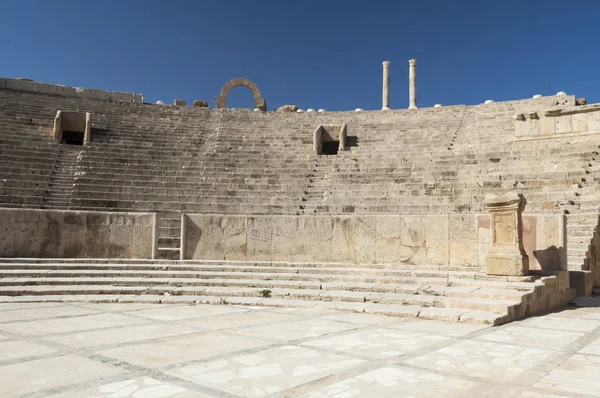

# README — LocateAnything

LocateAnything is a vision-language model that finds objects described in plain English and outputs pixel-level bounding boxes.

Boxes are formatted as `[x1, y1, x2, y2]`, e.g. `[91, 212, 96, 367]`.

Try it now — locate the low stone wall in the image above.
[0, 77, 143, 103]
[0, 208, 156, 258]
[182, 213, 564, 268]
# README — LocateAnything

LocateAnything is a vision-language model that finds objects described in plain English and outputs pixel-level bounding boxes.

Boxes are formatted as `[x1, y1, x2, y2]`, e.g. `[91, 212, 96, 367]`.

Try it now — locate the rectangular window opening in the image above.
[321, 140, 339, 155]
[62, 131, 84, 146]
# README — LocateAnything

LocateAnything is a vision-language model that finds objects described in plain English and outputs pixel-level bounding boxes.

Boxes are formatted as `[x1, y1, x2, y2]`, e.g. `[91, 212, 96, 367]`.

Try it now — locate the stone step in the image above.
[157, 237, 180, 248]
[0, 264, 537, 286]
[0, 294, 509, 325]
[0, 283, 520, 315]
[0, 277, 532, 302]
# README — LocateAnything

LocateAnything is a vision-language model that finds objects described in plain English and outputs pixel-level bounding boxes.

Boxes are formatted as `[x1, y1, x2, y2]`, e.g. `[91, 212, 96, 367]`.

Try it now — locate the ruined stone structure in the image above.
[215, 77, 267, 111]
[0, 72, 598, 325]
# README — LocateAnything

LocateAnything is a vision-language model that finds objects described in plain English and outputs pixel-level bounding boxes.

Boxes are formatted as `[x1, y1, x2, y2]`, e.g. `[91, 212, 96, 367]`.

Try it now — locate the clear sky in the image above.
[1, 0, 598, 111]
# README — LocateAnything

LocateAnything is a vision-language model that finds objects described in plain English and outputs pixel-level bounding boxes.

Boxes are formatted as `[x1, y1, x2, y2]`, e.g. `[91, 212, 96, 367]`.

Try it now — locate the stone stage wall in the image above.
[0, 208, 157, 259]
[182, 214, 565, 269]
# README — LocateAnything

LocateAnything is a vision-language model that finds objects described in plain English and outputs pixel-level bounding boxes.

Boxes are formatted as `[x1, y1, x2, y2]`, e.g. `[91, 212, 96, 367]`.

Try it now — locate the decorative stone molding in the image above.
[484, 193, 529, 276]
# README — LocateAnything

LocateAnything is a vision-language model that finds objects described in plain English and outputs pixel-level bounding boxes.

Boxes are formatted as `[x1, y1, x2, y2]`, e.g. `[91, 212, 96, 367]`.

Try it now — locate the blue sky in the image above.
[1, 0, 598, 110]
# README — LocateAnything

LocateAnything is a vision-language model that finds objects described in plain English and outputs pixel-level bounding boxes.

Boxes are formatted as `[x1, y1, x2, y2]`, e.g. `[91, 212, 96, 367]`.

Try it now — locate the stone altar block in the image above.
[484, 193, 529, 276]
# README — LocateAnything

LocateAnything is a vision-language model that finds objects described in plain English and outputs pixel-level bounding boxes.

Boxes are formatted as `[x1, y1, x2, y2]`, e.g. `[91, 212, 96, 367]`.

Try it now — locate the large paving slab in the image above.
[0, 300, 598, 397]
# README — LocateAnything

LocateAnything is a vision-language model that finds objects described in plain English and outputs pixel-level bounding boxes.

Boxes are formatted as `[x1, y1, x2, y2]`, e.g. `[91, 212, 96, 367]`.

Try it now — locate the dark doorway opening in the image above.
[62, 131, 84, 146]
[321, 140, 339, 155]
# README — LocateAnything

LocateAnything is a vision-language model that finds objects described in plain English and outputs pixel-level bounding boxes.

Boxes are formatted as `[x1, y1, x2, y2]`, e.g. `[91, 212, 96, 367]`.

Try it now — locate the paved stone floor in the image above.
[1, 301, 600, 398]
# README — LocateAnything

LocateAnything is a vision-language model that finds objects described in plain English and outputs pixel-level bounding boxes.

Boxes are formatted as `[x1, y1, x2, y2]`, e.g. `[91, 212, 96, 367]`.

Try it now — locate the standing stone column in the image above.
[382, 61, 390, 110]
[484, 193, 529, 276]
[409, 59, 417, 109]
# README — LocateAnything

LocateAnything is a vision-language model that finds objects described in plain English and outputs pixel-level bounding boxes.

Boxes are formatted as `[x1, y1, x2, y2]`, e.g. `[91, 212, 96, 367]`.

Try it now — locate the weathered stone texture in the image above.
[0, 209, 155, 259]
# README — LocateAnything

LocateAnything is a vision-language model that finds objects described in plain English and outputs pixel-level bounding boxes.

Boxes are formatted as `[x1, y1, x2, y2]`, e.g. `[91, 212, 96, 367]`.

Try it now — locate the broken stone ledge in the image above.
[0, 77, 143, 103]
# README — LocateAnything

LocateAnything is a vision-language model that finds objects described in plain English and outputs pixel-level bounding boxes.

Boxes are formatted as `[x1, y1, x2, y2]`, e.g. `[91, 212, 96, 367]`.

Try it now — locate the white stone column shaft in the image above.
[409, 59, 417, 109]
[382, 61, 390, 110]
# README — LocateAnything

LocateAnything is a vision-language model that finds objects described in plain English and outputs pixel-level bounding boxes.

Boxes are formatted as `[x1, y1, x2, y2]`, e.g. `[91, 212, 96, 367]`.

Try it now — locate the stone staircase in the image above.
[564, 145, 600, 270]
[300, 156, 333, 215]
[157, 212, 182, 260]
[0, 259, 573, 326]
[41, 145, 80, 209]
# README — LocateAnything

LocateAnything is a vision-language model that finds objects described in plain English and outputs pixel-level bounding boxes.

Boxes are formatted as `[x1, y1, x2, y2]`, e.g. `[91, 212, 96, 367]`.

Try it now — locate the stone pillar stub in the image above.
[215, 96, 227, 109]
[484, 193, 529, 276]
[409, 59, 417, 109]
[382, 61, 390, 110]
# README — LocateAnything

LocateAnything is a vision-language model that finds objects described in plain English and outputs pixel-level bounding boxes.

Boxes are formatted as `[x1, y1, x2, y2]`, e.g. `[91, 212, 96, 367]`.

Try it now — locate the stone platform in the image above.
[0, 300, 599, 397]
[0, 259, 575, 326]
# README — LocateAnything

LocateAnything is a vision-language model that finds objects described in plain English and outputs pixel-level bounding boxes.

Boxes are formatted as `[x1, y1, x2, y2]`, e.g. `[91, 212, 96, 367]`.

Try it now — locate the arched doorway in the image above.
[215, 78, 267, 111]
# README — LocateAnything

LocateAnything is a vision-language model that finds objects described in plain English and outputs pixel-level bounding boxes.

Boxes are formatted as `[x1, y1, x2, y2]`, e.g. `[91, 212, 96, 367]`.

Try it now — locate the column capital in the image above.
[383, 61, 390, 67]
[409, 59, 417, 67]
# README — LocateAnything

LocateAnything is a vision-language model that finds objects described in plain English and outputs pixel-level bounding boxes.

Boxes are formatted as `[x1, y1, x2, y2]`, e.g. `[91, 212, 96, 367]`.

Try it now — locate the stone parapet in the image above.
[0, 208, 157, 259]
[0, 77, 143, 103]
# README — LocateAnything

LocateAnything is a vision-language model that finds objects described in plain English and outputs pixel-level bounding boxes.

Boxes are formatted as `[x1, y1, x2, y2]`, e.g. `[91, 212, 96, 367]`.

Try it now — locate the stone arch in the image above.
[215, 78, 267, 111]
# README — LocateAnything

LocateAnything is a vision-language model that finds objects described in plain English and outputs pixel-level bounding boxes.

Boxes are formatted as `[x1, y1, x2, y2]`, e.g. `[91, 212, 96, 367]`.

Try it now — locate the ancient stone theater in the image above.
[1, 60, 599, 326]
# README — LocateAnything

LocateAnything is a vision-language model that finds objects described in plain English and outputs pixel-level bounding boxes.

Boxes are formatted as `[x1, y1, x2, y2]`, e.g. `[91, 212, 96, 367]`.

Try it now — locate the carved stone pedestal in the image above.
[484, 193, 529, 276]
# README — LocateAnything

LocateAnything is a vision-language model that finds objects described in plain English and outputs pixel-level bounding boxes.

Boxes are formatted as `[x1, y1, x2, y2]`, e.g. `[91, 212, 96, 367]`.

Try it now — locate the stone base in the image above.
[570, 270, 593, 297]
[485, 251, 529, 276]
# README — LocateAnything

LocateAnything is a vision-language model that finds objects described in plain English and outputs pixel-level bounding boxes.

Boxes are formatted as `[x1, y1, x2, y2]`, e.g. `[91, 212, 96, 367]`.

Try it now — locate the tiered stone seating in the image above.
[0, 258, 569, 326]
[0, 85, 594, 321]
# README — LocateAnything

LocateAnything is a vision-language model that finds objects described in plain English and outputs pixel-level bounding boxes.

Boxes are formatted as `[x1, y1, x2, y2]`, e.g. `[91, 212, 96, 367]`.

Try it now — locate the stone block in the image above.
[222, 216, 247, 261]
[555, 114, 572, 134]
[247, 216, 272, 261]
[400, 215, 427, 264]
[355, 216, 376, 263]
[108, 224, 132, 258]
[477, 215, 491, 267]
[426, 214, 449, 265]
[522, 215, 538, 270]
[85, 223, 109, 258]
[570, 270, 593, 296]
[272, 216, 298, 261]
[483, 194, 528, 276]
[533, 215, 562, 271]
[296, 217, 332, 262]
[449, 214, 478, 266]
[485, 252, 529, 276]
[132, 214, 155, 259]
[332, 216, 355, 263]
[174, 99, 187, 106]
[587, 110, 600, 131]
[376, 215, 400, 263]
[187, 215, 225, 260]
[63, 221, 87, 258]
[572, 112, 588, 132]
[193, 100, 209, 108]
[539, 116, 555, 136]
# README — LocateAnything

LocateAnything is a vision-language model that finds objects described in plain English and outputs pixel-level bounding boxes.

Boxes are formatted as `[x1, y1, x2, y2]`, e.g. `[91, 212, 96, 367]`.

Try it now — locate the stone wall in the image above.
[182, 213, 564, 268]
[0, 77, 143, 103]
[0, 208, 156, 258]
[515, 104, 600, 140]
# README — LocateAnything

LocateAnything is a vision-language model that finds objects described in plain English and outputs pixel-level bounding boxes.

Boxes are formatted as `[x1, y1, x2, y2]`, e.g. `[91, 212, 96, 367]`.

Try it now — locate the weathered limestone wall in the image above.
[0, 208, 157, 258]
[182, 214, 564, 268]
[515, 105, 600, 139]
[0, 77, 143, 103]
